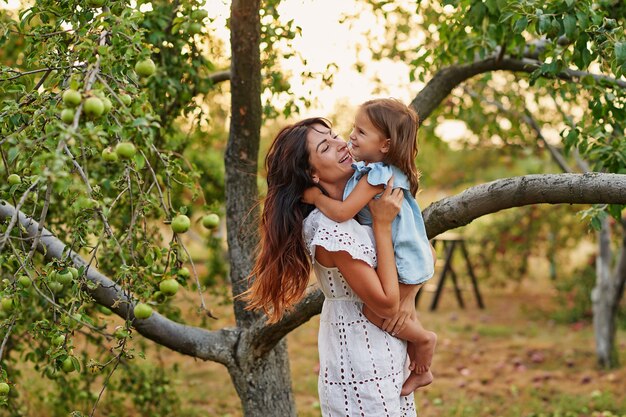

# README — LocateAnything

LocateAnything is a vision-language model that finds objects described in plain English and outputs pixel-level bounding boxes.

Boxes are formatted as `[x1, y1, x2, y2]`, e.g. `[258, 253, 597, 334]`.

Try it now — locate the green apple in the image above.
[152, 290, 167, 304]
[120, 94, 132, 106]
[8, 174, 21, 185]
[201, 213, 220, 229]
[49, 281, 64, 294]
[189, 22, 202, 34]
[135, 59, 156, 77]
[84, 97, 104, 117]
[17, 275, 31, 288]
[102, 148, 118, 162]
[0, 382, 9, 396]
[68, 267, 79, 279]
[52, 335, 65, 345]
[159, 279, 179, 296]
[171, 214, 191, 233]
[62, 357, 75, 373]
[133, 302, 152, 320]
[62, 89, 82, 107]
[178, 267, 190, 279]
[1, 298, 14, 312]
[61, 108, 75, 124]
[56, 269, 73, 285]
[115, 142, 136, 159]
[101, 97, 112, 114]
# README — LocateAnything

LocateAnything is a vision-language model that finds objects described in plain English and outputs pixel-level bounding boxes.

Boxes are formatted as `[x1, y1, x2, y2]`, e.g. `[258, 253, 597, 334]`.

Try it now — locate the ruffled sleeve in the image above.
[303, 209, 377, 268]
[352, 161, 409, 191]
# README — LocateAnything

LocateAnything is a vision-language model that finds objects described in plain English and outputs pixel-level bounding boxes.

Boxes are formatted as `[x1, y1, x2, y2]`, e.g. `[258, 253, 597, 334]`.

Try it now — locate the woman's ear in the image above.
[311, 174, 320, 184]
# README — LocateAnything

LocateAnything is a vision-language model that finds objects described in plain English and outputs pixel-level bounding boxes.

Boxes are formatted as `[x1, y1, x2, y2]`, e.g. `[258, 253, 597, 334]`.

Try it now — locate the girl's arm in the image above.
[317, 180, 403, 319]
[303, 176, 383, 222]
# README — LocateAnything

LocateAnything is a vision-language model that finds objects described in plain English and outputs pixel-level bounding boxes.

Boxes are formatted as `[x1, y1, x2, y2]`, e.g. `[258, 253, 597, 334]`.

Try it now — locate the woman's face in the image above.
[307, 123, 354, 188]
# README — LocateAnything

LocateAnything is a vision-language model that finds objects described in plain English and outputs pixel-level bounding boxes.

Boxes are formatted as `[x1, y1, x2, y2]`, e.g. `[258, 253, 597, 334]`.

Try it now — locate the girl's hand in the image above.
[302, 187, 323, 205]
[368, 177, 402, 226]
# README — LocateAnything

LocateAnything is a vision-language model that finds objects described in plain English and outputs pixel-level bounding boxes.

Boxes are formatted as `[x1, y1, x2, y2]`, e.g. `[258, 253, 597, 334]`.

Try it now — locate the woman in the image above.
[244, 118, 416, 416]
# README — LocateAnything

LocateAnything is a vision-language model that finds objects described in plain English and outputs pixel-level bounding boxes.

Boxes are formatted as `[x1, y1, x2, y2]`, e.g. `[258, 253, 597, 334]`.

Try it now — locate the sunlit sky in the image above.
[1, 0, 475, 143]
[208, 0, 423, 110]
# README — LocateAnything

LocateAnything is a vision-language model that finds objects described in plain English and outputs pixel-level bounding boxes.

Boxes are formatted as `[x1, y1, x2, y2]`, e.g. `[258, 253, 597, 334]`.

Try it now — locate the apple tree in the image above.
[0, 1, 626, 417]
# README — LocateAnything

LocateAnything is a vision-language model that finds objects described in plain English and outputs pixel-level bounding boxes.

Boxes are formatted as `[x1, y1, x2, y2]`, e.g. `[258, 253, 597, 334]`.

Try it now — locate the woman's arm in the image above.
[303, 176, 382, 222]
[319, 179, 403, 319]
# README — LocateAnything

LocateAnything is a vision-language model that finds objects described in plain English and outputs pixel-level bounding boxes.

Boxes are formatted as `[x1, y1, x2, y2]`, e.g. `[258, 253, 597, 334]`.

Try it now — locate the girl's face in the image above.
[307, 123, 354, 188]
[349, 109, 389, 163]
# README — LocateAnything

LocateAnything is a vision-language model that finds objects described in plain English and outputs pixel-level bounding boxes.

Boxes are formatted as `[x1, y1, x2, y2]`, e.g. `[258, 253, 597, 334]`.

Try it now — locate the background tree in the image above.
[0, 1, 625, 417]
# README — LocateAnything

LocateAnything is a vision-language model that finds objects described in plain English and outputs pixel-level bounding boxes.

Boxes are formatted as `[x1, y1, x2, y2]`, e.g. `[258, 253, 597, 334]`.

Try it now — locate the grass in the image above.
[5, 279, 626, 417]
[156, 283, 626, 417]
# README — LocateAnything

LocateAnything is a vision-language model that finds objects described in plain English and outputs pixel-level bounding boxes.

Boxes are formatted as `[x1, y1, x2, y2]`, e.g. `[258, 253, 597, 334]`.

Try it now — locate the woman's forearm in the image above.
[372, 222, 400, 306]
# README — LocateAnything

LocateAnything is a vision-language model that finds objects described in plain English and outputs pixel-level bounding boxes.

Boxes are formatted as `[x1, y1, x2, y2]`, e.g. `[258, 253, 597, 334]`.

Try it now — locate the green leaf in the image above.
[608, 204, 625, 221]
[563, 14, 576, 39]
[484, 0, 498, 15]
[615, 42, 626, 65]
[513, 17, 528, 34]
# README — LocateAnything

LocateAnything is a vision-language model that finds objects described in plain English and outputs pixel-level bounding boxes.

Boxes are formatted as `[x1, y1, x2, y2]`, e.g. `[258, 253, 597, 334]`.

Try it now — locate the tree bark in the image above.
[0, 201, 237, 364]
[422, 173, 626, 239]
[411, 57, 626, 123]
[226, 0, 263, 328]
[592, 217, 626, 368]
[226, 1, 297, 415]
[228, 340, 296, 417]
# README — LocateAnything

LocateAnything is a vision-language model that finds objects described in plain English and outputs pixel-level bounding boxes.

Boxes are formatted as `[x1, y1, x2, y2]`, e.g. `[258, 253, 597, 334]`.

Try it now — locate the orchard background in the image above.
[1, 0, 625, 416]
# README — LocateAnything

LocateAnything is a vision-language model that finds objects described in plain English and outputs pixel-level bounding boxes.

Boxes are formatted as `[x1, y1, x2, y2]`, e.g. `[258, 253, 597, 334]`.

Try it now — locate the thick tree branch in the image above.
[0, 201, 237, 366]
[422, 173, 626, 238]
[208, 70, 231, 84]
[411, 57, 626, 123]
[245, 288, 324, 358]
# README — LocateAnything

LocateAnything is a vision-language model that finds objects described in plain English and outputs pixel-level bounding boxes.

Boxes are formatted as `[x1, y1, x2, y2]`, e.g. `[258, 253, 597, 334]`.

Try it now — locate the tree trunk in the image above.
[228, 340, 297, 417]
[592, 217, 626, 368]
[226, 1, 297, 415]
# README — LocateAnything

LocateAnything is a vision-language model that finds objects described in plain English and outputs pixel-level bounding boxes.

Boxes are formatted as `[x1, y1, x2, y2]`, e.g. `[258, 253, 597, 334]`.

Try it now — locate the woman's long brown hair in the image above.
[241, 118, 331, 323]
[361, 98, 421, 195]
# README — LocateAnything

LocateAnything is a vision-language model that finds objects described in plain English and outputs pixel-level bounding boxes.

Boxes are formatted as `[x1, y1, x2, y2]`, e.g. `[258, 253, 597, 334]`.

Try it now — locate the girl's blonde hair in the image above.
[360, 98, 420, 195]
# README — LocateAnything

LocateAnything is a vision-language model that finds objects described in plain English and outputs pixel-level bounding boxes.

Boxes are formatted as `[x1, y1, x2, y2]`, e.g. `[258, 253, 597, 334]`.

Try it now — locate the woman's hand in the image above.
[382, 284, 419, 335]
[302, 186, 323, 205]
[368, 177, 402, 226]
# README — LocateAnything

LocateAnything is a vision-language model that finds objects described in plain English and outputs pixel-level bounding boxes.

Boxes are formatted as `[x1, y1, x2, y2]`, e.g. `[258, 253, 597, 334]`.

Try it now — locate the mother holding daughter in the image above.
[244, 99, 435, 416]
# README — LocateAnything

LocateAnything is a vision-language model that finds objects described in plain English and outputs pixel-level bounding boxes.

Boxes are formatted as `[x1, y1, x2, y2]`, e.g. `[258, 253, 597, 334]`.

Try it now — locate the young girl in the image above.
[304, 98, 437, 393]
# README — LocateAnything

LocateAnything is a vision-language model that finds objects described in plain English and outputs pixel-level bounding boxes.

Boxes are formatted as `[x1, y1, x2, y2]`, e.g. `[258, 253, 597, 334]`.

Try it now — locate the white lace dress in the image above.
[303, 209, 416, 417]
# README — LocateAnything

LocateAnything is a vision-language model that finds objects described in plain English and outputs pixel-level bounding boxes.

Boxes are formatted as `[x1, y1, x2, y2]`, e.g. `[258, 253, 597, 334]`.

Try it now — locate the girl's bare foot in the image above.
[400, 370, 433, 396]
[412, 331, 437, 374]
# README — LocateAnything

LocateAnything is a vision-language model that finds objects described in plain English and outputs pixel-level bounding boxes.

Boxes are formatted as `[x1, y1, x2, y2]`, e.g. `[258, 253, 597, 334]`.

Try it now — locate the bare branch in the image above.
[208, 70, 231, 84]
[423, 173, 626, 238]
[411, 57, 626, 123]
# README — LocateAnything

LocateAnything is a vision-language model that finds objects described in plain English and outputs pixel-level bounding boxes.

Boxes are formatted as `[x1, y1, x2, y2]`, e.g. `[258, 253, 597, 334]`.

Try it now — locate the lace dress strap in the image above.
[303, 209, 377, 268]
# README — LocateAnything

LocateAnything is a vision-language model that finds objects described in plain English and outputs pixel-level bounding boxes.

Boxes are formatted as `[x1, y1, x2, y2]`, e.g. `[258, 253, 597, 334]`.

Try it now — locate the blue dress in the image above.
[343, 162, 434, 285]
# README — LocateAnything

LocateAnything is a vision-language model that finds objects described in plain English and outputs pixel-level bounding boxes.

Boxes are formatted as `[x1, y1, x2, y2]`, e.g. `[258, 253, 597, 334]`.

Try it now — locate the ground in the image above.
[8, 270, 626, 417]
[170, 280, 626, 417]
